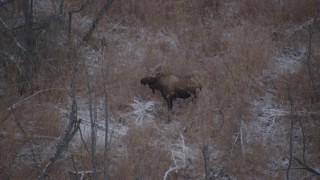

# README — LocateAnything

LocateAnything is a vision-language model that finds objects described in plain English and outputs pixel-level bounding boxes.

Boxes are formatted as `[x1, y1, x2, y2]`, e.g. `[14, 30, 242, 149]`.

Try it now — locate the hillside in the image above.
[1, 0, 320, 179]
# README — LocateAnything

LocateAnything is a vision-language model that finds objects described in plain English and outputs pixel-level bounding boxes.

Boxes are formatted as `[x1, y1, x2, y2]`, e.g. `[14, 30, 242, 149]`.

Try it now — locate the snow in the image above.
[272, 45, 307, 75]
[246, 29, 308, 174]
[164, 133, 198, 180]
[127, 97, 157, 126]
[59, 97, 128, 149]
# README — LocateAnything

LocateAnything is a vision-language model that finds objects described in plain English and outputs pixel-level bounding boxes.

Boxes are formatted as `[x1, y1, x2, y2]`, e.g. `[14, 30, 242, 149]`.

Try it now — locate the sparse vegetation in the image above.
[0, 0, 320, 179]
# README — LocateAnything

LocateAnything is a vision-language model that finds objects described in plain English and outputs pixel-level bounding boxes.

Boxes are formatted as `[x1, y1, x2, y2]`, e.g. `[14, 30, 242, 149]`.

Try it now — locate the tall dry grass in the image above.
[112, 126, 171, 179]
[238, 0, 317, 25]
[1, 0, 320, 179]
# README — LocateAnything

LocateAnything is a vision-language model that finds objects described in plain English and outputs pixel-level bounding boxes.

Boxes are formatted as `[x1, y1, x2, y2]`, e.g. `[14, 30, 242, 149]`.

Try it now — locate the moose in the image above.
[140, 66, 202, 110]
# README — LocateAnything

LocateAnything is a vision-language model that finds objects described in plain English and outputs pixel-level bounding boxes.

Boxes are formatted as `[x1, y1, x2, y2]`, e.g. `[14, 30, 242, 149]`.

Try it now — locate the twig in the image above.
[8, 94, 43, 179]
[71, 155, 80, 180]
[70, 170, 102, 180]
[199, 105, 210, 180]
[303, 3, 320, 100]
[0, 17, 27, 52]
[7, 88, 65, 111]
[222, 61, 244, 155]
[38, 74, 81, 178]
[305, 24, 319, 100]
[228, 133, 240, 161]
[82, 0, 113, 42]
[67, 0, 91, 40]
[163, 166, 180, 180]
[164, 133, 193, 180]
[78, 124, 92, 156]
[83, 52, 97, 180]
[101, 39, 110, 180]
[268, 167, 315, 172]
[286, 83, 294, 180]
[202, 144, 209, 180]
[298, 112, 307, 164]
[294, 157, 320, 175]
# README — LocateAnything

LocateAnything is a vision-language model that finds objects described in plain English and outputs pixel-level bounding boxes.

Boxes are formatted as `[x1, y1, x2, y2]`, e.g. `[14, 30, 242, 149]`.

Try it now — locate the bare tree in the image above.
[100, 39, 110, 180]
[83, 0, 113, 42]
[304, 1, 320, 100]
[8, 92, 43, 179]
[67, 0, 91, 41]
[38, 74, 81, 178]
[83, 59, 98, 179]
[22, 0, 36, 84]
[285, 83, 294, 180]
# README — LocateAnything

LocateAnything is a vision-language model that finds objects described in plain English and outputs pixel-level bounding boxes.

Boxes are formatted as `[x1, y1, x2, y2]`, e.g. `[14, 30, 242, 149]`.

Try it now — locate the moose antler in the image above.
[148, 63, 162, 77]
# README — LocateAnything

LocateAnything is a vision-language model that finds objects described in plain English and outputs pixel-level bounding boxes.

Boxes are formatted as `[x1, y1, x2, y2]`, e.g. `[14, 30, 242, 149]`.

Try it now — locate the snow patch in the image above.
[59, 97, 129, 148]
[116, 97, 158, 127]
[247, 32, 307, 173]
[155, 29, 180, 49]
[273, 45, 306, 75]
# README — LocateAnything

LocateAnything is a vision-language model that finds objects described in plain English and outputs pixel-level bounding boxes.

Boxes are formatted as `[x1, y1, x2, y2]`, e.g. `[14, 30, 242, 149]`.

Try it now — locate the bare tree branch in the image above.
[305, 25, 319, 100]
[8, 93, 43, 179]
[298, 114, 307, 164]
[294, 157, 320, 175]
[58, 0, 66, 17]
[164, 133, 194, 180]
[38, 74, 80, 178]
[202, 144, 210, 180]
[0, 17, 27, 52]
[70, 170, 101, 180]
[83, 53, 97, 180]
[222, 61, 244, 154]
[78, 123, 92, 156]
[22, 0, 36, 82]
[304, 1, 320, 100]
[7, 88, 65, 111]
[100, 38, 110, 180]
[82, 0, 113, 42]
[67, 0, 91, 40]
[286, 83, 294, 180]
[71, 155, 80, 180]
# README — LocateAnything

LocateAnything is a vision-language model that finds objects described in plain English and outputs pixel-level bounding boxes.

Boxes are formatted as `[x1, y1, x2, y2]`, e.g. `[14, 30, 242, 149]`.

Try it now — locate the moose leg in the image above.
[167, 98, 174, 110]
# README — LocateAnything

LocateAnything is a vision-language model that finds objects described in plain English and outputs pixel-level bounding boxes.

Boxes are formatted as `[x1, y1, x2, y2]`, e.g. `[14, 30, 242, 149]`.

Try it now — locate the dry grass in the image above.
[112, 126, 171, 179]
[1, 0, 320, 179]
[238, 0, 317, 25]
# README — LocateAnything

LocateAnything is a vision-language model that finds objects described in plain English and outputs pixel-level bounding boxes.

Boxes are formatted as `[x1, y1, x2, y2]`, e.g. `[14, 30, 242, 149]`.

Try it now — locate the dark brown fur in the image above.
[141, 73, 202, 110]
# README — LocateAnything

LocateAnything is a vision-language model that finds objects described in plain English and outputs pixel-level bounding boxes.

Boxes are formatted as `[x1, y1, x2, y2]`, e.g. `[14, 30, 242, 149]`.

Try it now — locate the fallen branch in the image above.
[38, 76, 80, 178]
[8, 94, 43, 178]
[294, 157, 320, 176]
[7, 88, 65, 111]
[163, 166, 180, 180]
[70, 170, 102, 180]
[164, 134, 194, 180]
